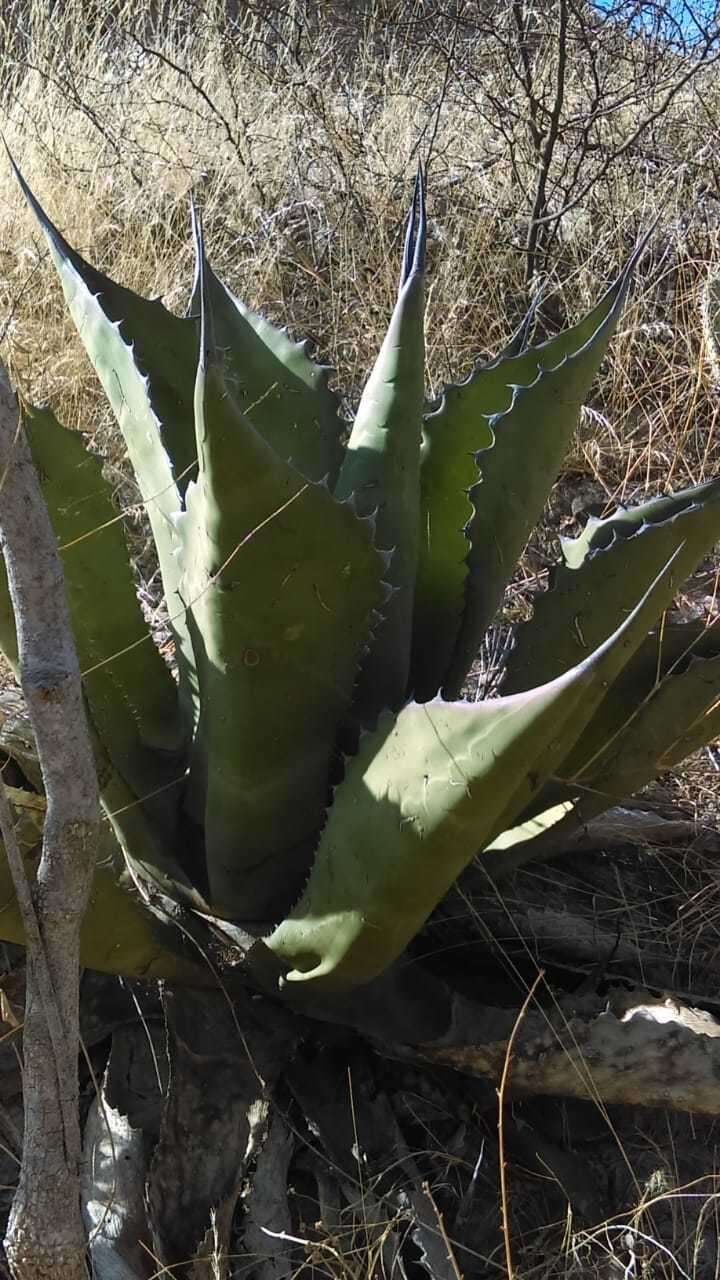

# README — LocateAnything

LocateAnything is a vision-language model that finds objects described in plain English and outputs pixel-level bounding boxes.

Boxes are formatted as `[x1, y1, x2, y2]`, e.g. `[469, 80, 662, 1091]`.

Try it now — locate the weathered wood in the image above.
[145, 988, 297, 1275]
[415, 988, 720, 1114]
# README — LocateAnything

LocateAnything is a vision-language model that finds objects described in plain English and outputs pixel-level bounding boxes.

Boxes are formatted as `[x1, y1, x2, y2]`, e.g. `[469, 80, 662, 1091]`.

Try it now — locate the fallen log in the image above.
[413, 987, 720, 1114]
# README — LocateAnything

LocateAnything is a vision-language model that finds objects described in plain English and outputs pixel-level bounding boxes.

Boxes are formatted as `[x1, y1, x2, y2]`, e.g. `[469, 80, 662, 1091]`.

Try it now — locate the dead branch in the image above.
[415, 987, 720, 1115]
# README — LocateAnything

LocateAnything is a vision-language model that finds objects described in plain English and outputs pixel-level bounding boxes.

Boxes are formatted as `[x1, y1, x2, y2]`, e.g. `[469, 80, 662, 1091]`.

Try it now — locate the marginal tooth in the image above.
[341, 490, 367, 515]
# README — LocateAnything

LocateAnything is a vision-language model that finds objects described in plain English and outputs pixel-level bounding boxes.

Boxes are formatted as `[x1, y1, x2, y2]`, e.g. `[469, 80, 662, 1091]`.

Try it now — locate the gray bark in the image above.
[0, 368, 100, 1279]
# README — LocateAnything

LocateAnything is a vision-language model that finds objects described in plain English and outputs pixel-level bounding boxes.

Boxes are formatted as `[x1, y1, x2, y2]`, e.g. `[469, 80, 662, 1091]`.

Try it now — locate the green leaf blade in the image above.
[334, 170, 426, 719]
[413, 241, 647, 700]
[12, 160, 199, 731]
[23, 406, 186, 780]
[180, 222, 386, 919]
[0, 817, 204, 982]
[560, 625, 720, 814]
[0, 405, 189, 855]
[267, 552, 679, 989]
[0, 710, 204, 981]
[483, 620, 720, 879]
[502, 478, 720, 694]
[191, 256, 345, 485]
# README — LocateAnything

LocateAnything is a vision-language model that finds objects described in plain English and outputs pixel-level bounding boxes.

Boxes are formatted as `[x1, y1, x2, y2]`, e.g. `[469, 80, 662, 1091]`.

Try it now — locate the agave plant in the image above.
[3, 162, 720, 997]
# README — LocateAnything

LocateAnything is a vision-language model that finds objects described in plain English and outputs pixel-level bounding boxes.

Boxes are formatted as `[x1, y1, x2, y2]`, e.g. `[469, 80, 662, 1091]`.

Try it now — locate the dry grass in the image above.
[1, 0, 719, 483]
[3, 2, 720, 1276]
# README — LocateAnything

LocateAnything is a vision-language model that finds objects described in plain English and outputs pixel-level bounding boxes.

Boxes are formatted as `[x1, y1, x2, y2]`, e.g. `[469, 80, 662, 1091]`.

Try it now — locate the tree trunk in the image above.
[0, 368, 100, 1280]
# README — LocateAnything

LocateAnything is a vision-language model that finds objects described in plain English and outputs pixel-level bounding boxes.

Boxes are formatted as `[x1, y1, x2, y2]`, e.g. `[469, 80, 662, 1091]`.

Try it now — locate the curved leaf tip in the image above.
[400, 161, 426, 289]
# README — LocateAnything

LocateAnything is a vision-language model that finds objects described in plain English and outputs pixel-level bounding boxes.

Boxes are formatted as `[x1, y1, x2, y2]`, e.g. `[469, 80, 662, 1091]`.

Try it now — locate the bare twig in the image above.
[497, 970, 545, 1280]
[524, 0, 568, 281]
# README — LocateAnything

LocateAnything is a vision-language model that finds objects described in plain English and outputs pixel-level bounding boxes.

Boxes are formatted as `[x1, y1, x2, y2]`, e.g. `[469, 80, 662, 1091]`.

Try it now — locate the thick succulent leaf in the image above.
[483, 620, 720, 878]
[483, 656, 720, 880]
[0, 608, 199, 908]
[496, 284, 548, 360]
[333, 170, 426, 719]
[11, 158, 198, 728]
[0, 790, 202, 981]
[83, 830, 206, 981]
[21, 404, 186, 837]
[188, 247, 344, 485]
[555, 621, 720, 811]
[9, 155, 197, 489]
[557, 619, 720, 783]
[180, 219, 386, 920]
[502, 478, 720, 694]
[99, 760, 208, 914]
[413, 239, 647, 701]
[266, 554, 679, 990]
[0, 644, 197, 917]
[506, 620, 718, 824]
[15, 156, 344, 489]
[587, 651, 720, 788]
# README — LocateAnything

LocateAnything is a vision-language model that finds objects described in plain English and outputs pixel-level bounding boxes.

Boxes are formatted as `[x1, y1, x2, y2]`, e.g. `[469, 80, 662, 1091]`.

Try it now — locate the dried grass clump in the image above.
[1, 0, 719, 497]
